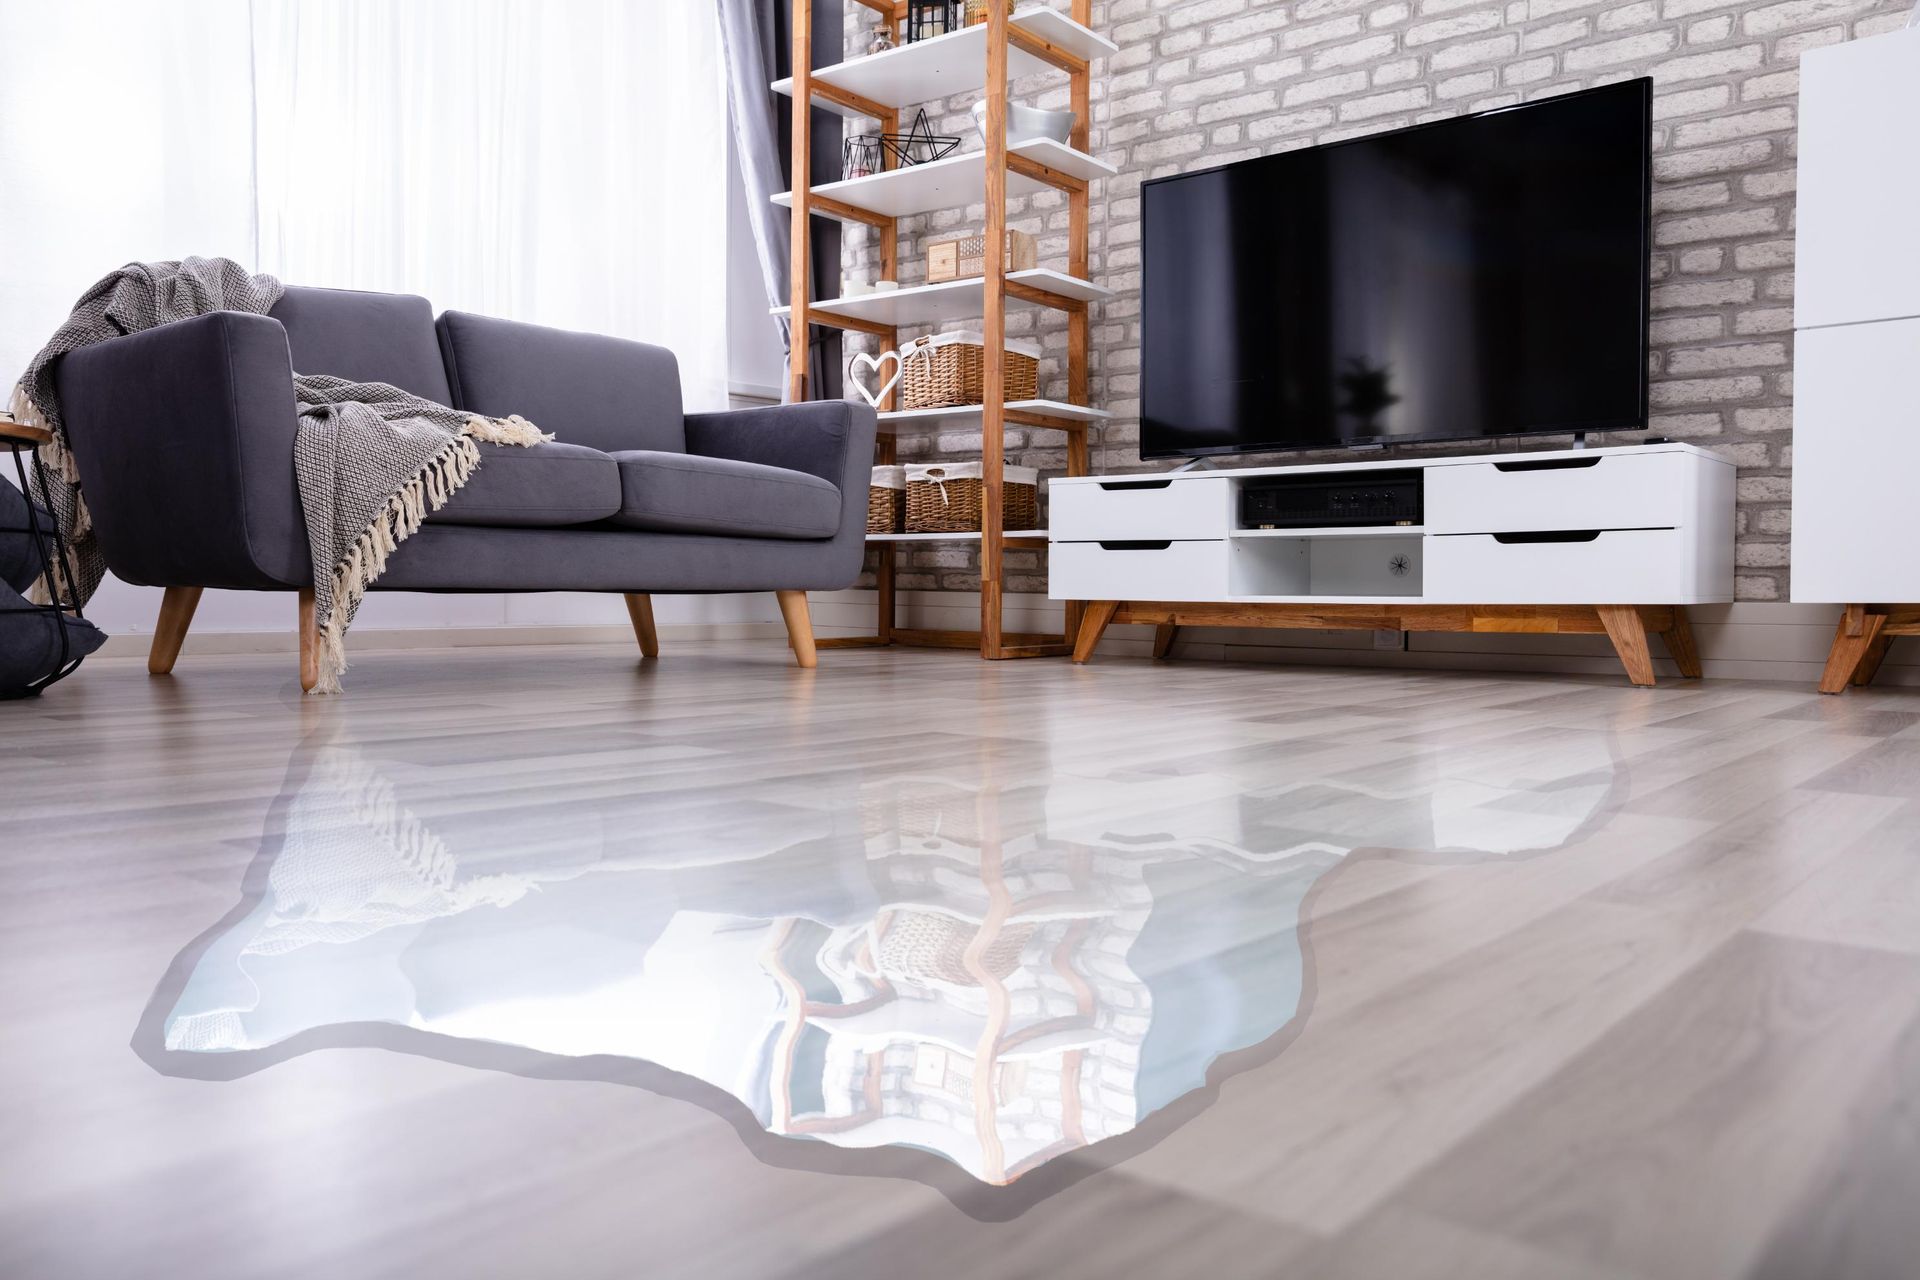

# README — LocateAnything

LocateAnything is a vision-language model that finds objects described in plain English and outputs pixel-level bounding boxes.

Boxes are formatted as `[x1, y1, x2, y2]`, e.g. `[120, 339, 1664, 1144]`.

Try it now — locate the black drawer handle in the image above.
[1097, 540, 1174, 551]
[1098, 479, 1173, 490]
[1493, 530, 1602, 544]
[1493, 457, 1602, 472]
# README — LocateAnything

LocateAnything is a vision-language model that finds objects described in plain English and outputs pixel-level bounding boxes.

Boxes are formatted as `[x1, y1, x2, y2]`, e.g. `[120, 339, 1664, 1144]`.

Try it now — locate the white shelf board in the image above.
[867, 529, 1048, 542]
[775, 139, 1115, 222]
[879, 399, 1111, 432]
[1231, 526, 1426, 539]
[771, 6, 1118, 116]
[775, 268, 1111, 328]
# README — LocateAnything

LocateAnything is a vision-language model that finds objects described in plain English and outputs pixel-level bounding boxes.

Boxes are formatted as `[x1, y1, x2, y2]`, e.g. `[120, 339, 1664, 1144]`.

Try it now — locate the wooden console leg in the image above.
[1152, 623, 1179, 660]
[1853, 632, 1894, 687]
[1073, 600, 1120, 665]
[776, 590, 816, 669]
[623, 593, 659, 659]
[148, 586, 203, 675]
[1661, 606, 1702, 679]
[1818, 605, 1887, 695]
[1596, 605, 1656, 688]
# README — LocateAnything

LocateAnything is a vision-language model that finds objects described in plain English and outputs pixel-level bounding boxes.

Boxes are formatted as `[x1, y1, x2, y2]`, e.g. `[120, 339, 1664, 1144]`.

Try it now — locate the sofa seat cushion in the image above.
[608, 451, 840, 540]
[432, 441, 622, 528]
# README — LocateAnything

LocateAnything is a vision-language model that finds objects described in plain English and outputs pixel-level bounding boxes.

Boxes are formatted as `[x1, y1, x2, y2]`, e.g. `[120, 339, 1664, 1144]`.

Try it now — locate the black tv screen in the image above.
[1140, 79, 1652, 459]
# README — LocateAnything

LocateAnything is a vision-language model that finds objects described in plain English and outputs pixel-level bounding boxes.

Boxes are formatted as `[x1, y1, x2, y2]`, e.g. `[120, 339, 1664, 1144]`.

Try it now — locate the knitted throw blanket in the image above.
[8, 257, 547, 693]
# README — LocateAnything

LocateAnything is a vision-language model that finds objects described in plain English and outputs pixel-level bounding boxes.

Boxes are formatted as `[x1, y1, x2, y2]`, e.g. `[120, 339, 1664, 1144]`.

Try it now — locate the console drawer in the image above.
[1425, 529, 1694, 604]
[1049, 539, 1229, 602]
[1049, 477, 1231, 542]
[1425, 454, 1688, 535]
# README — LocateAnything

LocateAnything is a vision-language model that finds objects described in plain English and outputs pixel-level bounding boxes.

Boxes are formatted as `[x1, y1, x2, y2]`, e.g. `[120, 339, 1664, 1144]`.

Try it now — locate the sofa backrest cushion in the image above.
[435, 311, 685, 455]
[269, 286, 453, 405]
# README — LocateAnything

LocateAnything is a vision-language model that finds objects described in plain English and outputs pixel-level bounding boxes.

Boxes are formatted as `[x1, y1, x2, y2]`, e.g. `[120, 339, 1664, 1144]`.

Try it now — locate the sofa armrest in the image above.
[684, 401, 877, 507]
[55, 311, 310, 589]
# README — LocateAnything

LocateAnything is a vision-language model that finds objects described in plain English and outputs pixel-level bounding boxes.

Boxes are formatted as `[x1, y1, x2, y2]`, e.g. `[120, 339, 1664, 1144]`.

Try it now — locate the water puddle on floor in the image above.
[141, 726, 1625, 1188]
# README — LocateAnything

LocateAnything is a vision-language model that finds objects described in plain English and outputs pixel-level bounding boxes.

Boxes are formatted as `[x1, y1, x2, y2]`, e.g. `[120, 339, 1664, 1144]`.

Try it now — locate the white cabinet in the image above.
[1791, 27, 1920, 607]
[1795, 27, 1920, 331]
[1791, 316, 1920, 603]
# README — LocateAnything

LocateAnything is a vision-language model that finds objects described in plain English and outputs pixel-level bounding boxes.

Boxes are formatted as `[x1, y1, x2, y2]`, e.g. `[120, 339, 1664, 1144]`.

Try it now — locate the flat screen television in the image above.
[1139, 79, 1653, 460]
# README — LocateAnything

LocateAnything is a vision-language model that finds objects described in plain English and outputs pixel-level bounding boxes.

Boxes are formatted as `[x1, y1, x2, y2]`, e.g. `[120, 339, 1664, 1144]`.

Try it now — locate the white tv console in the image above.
[1049, 442, 1735, 686]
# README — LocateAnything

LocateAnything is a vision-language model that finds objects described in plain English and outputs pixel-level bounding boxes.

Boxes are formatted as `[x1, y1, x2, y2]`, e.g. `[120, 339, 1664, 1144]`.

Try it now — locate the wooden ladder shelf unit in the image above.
[784, 0, 1102, 660]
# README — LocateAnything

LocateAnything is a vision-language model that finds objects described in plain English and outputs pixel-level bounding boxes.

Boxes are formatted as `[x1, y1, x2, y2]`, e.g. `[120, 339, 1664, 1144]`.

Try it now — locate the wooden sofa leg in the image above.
[298, 588, 320, 692]
[624, 593, 659, 659]
[776, 590, 817, 669]
[148, 586, 203, 675]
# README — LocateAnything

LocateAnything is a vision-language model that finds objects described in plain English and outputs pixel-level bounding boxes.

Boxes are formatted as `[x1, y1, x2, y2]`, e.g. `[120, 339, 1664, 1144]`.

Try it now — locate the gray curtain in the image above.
[717, 0, 842, 402]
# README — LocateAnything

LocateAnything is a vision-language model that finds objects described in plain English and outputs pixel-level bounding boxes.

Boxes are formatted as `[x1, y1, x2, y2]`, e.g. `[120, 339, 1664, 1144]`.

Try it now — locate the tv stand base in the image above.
[1817, 603, 1920, 694]
[1071, 601, 1701, 688]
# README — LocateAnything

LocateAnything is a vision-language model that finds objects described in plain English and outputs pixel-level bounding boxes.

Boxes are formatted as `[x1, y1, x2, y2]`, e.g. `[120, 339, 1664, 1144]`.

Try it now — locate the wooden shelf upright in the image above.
[780, 1, 1110, 660]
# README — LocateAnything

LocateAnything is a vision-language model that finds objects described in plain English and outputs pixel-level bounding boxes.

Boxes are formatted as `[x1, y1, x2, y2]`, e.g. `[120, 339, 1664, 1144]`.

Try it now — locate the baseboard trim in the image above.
[94, 621, 787, 660]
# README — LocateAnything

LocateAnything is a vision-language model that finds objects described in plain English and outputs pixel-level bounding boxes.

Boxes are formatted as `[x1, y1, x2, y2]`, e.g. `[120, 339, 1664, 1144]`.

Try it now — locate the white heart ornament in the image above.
[850, 349, 901, 409]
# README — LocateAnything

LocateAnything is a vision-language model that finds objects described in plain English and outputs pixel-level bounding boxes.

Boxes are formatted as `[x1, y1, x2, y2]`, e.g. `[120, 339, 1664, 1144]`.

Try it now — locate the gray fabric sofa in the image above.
[53, 285, 875, 687]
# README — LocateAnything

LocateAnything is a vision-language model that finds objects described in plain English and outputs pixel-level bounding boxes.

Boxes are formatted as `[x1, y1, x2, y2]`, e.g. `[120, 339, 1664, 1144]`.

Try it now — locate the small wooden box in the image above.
[926, 230, 1038, 283]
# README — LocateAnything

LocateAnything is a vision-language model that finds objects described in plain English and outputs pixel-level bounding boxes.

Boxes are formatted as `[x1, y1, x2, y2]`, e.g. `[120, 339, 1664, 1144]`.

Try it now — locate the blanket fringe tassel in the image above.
[463, 412, 551, 447]
[310, 433, 483, 695]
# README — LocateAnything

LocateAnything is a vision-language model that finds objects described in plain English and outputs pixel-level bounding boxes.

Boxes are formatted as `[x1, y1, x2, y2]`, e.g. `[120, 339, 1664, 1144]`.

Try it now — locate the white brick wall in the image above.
[840, 0, 1913, 600]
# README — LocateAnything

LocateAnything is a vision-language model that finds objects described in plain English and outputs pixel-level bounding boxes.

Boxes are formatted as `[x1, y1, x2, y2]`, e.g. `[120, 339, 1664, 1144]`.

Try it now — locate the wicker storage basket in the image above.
[858, 779, 984, 846]
[963, 0, 1016, 26]
[926, 229, 1037, 283]
[905, 462, 1040, 533]
[874, 910, 1033, 986]
[867, 465, 906, 533]
[898, 331, 1040, 411]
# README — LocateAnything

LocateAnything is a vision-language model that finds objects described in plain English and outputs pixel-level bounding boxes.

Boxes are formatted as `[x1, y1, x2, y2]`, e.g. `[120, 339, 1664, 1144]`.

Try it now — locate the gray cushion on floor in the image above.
[607, 451, 841, 540]
[430, 441, 622, 529]
[0, 577, 106, 695]
[0, 480, 56, 593]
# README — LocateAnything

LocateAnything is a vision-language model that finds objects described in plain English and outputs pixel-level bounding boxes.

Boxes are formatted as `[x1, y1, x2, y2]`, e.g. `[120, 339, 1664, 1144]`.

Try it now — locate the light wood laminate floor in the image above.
[3, 642, 1918, 1280]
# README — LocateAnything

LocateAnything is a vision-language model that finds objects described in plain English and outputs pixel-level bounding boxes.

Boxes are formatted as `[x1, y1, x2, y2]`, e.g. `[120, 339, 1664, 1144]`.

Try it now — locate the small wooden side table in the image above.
[1, 415, 90, 697]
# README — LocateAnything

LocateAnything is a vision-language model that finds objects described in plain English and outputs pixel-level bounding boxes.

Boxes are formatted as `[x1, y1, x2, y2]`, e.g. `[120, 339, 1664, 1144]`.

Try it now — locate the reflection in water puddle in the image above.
[143, 730, 1624, 1188]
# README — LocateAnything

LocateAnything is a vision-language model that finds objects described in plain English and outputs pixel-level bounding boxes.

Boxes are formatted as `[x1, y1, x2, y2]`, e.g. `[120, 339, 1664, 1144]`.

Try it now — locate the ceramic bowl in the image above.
[971, 98, 1076, 147]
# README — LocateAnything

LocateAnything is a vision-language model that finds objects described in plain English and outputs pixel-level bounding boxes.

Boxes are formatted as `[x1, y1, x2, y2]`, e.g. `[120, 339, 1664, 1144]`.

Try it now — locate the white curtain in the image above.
[0, 1, 257, 385]
[1, 0, 739, 636]
[249, 0, 728, 410]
